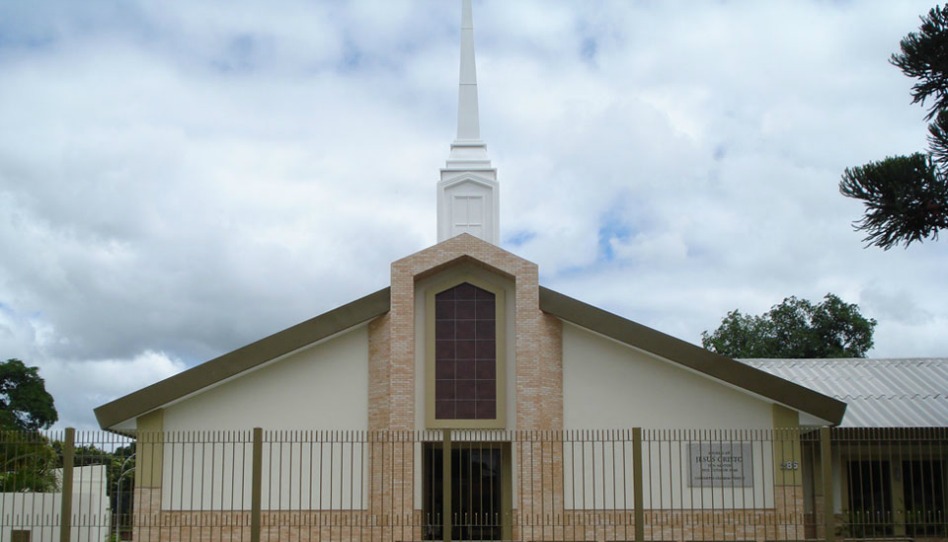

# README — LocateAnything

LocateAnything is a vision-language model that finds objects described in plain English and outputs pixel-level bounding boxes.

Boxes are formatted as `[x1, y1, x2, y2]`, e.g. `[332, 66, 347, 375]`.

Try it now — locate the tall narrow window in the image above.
[434, 283, 496, 420]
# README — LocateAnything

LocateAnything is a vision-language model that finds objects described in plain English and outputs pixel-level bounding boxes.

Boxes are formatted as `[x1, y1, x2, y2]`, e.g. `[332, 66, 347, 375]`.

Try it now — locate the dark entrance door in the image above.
[903, 459, 945, 537]
[424, 443, 504, 541]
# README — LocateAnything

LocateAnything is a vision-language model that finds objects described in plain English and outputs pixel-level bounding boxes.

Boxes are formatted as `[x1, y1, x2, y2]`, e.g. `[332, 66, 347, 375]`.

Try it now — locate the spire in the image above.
[456, 0, 480, 142]
[438, 0, 499, 244]
[446, 0, 491, 167]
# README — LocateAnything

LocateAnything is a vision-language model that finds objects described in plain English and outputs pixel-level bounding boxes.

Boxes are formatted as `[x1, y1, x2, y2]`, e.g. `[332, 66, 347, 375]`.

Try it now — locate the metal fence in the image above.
[800, 428, 947, 541]
[1, 427, 945, 542]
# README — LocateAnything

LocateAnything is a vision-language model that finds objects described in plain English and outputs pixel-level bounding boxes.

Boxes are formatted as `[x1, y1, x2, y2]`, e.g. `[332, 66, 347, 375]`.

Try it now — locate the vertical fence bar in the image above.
[251, 427, 263, 542]
[59, 427, 75, 542]
[821, 426, 835, 542]
[632, 427, 644, 542]
[442, 428, 452, 542]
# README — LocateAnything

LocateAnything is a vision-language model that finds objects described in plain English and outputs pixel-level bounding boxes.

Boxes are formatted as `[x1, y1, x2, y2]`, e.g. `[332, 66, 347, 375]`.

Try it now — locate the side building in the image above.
[746, 358, 948, 541]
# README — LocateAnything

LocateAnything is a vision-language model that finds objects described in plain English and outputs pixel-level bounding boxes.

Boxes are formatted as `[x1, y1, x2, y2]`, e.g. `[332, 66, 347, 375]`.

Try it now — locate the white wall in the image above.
[163, 325, 369, 431]
[0, 465, 110, 542]
[563, 323, 774, 430]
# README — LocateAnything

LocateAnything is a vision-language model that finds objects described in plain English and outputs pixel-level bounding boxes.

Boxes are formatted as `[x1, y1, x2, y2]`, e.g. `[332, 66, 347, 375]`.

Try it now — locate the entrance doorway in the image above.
[847, 460, 893, 537]
[423, 442, 508, 540]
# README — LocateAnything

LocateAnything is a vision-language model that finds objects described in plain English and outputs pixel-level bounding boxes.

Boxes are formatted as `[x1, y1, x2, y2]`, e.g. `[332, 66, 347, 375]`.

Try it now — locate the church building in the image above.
[90, 3, 886, 541]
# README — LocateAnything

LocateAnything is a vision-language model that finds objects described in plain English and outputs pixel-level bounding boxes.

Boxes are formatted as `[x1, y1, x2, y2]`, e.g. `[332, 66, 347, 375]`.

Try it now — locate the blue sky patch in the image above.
[211, 34, 261, 74]
[505, 229, 536, 247]
[337, 37, 364, 72]
[597, 207, 633, 263]
[580, 37, 598, 63]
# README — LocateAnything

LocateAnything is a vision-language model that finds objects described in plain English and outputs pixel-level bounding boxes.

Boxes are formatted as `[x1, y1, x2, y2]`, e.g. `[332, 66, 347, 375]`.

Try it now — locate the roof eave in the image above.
[94, 287, 391, 430]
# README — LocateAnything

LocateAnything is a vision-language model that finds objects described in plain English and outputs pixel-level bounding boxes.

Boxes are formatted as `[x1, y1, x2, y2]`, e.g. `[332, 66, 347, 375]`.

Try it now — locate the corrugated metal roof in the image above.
[740, 358, 948, 428]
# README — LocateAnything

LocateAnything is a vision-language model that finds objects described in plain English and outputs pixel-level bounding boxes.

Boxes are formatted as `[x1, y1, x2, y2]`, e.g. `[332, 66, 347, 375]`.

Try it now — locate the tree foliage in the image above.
[840, 5, 948, 249]
[0, 430, 58, 492]
[701, 294, 877, 358]
[0, 358, 59, 492]
[840, 153, 948, 248]
[0, 358, 58, 431]
[890, 5, 948, 120]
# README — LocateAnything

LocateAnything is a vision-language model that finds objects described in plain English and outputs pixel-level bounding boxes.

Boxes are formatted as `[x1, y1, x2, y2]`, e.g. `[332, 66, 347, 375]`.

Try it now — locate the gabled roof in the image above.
[95, 282, 847, 431]
[742, 358, 948, 428]
[94, 288, 391, 431]
[538, 288, 846, 426]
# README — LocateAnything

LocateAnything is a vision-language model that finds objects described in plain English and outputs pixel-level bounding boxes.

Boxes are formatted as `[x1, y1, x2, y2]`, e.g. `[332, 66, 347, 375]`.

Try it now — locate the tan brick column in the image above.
[389, 233, 561, 431]
[772, 406, 806, 541]
[385, 234, 567, 541]
[134, 410, 164, 542]
[368, 314, 392, 431]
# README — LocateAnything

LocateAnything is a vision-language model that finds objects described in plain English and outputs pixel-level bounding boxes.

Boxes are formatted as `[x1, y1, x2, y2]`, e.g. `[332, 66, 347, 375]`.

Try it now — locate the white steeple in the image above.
[438, 0, 499, 245]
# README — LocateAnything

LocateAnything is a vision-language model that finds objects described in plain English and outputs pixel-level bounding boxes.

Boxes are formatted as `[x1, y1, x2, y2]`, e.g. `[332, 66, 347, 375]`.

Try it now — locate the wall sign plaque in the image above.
[689, 442, 754, 487]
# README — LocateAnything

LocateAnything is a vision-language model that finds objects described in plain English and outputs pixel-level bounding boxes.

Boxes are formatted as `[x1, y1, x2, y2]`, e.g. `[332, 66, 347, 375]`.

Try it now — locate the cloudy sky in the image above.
[1, 0, 946, 430]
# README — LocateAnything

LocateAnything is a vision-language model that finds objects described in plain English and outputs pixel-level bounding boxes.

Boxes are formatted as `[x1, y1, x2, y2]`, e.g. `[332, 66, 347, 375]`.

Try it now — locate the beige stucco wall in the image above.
[163, 325, 369, 430]
[562, 323, 784, 510]
[562, 322, 773, 430]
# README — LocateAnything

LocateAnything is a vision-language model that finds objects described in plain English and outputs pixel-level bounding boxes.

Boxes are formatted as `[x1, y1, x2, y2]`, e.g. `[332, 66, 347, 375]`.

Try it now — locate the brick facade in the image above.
[383, 233, 563, 432]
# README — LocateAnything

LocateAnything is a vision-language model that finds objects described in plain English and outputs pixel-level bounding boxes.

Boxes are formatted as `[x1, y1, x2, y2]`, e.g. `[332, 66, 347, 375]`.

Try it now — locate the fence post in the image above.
[59, 427, 75, 542]
[251, 427, 263, 542]
[820, 426, 835, 542]
[442, 428, 452, 542]
[632, 427, 644, 542]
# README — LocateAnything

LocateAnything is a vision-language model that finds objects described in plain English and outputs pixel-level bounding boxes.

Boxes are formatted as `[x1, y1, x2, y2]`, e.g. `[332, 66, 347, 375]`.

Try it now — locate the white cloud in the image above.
[0, 0, 945, 430]
[43, 351, 188, 430]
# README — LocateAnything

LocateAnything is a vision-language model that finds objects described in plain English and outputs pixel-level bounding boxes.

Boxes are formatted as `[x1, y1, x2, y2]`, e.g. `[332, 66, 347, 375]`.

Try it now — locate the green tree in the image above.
[840, 5, 948, 249]
[701, 294, 877, 358]
[0, 358, 59, 491]
[0, 358, 58, 431]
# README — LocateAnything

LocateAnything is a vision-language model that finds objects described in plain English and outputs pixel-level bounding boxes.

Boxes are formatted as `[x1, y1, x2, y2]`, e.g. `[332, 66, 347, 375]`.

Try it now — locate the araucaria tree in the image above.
[840, 5, 948, 249]
[701, 294, 877, 358]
